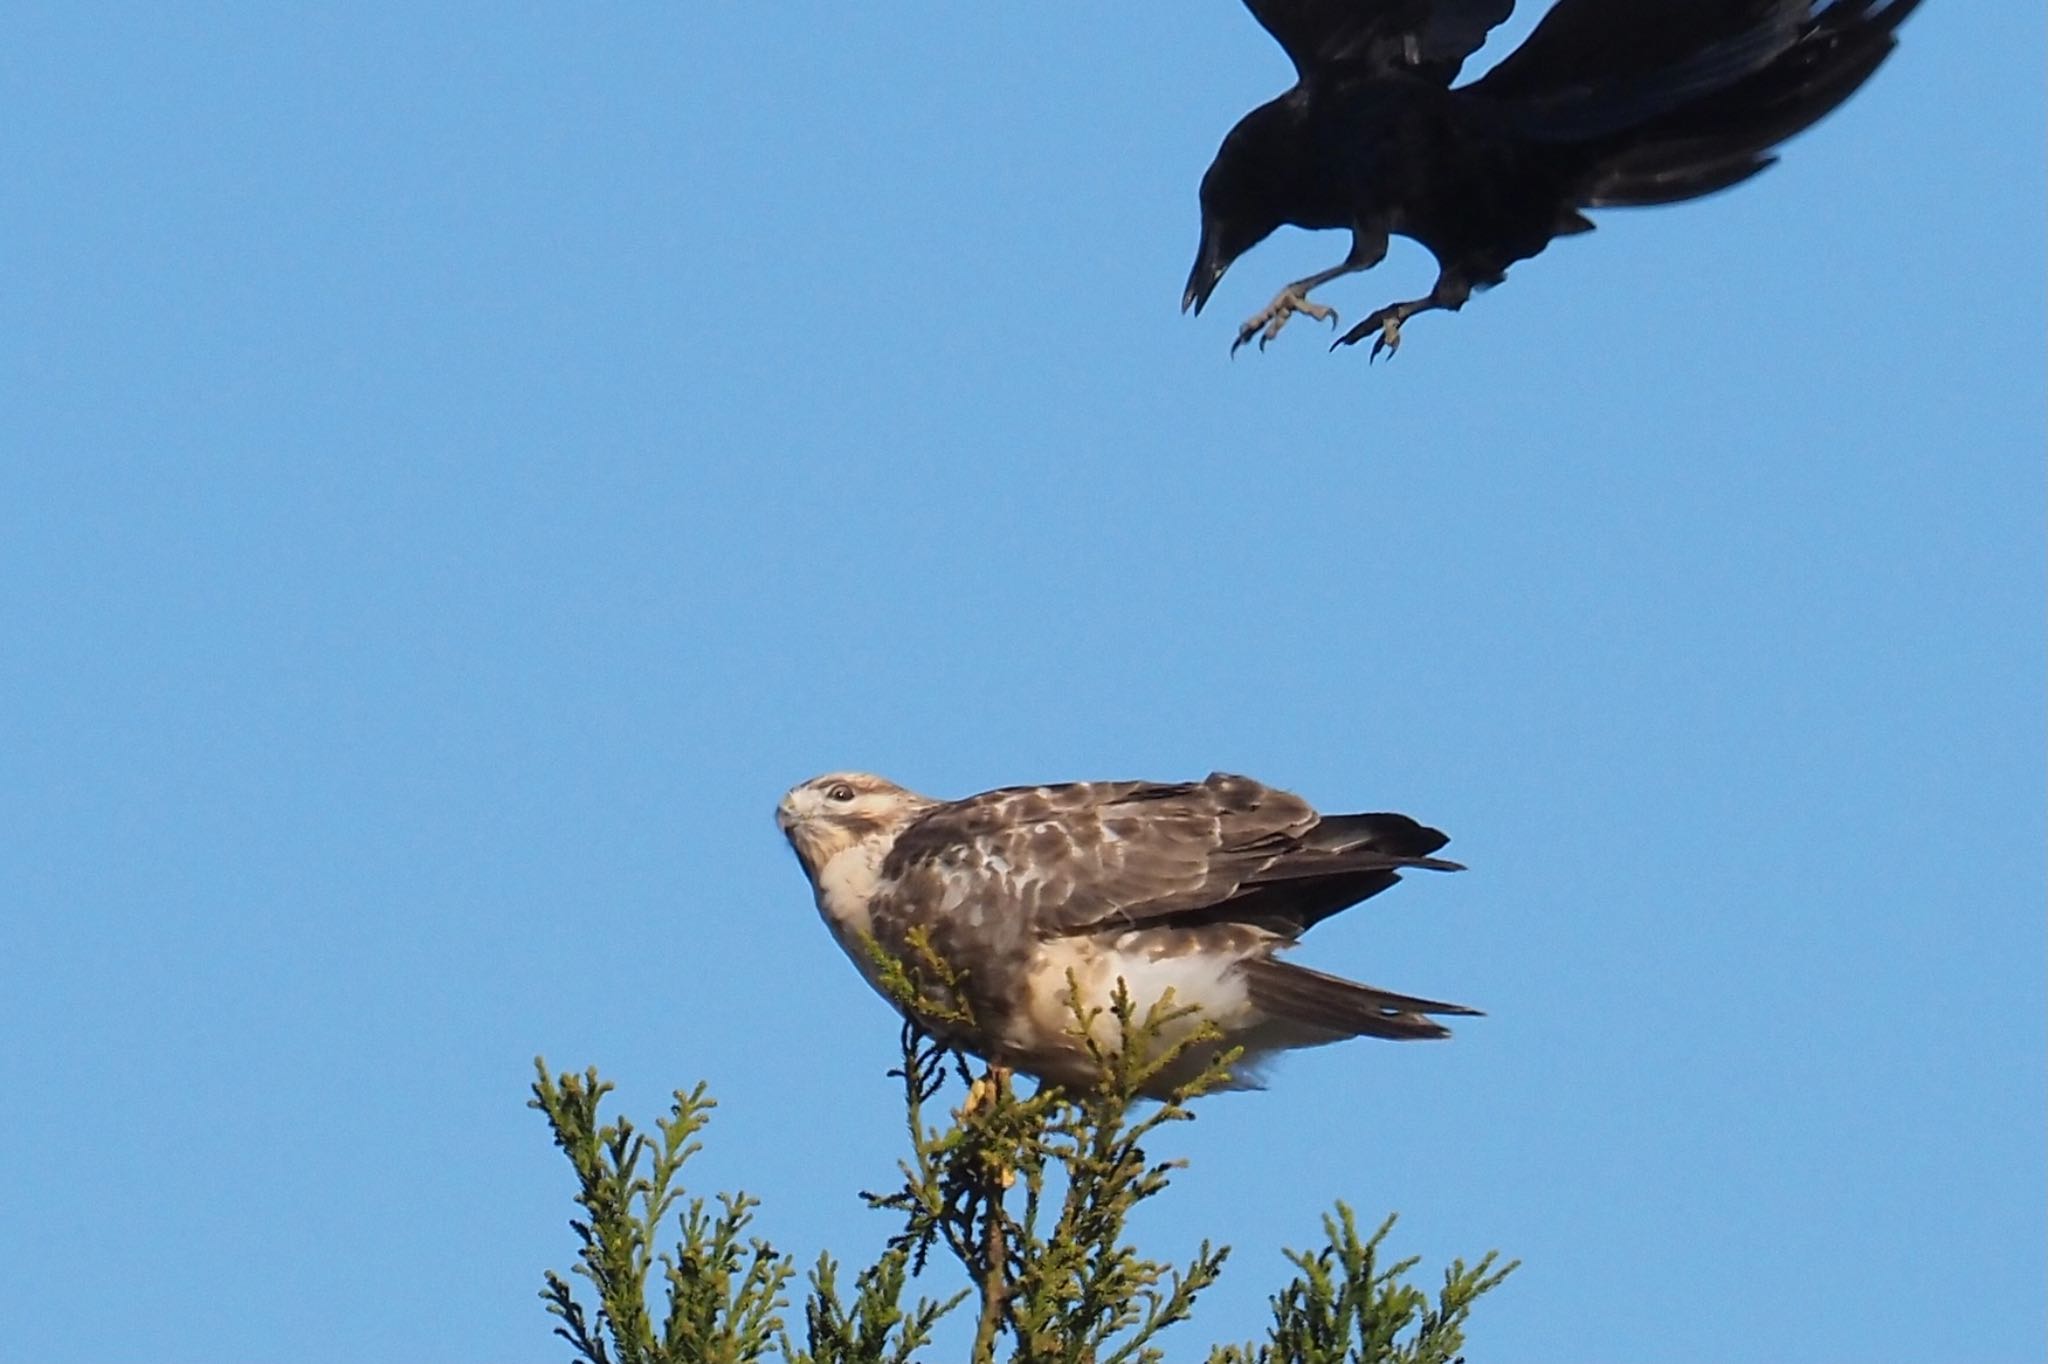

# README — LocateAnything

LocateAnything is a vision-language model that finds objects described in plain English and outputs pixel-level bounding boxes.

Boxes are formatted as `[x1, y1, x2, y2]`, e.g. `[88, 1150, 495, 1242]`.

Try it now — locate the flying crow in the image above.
[1182, 0, 1920, 357]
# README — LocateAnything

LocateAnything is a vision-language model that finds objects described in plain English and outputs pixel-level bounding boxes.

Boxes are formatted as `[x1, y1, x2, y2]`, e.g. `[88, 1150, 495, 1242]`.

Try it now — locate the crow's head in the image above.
[1183, 98, 1304, 315]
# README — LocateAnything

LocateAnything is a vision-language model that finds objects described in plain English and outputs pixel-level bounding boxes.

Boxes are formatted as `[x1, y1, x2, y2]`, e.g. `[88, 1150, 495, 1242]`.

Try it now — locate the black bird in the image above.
[1182, 0, 1920, 358]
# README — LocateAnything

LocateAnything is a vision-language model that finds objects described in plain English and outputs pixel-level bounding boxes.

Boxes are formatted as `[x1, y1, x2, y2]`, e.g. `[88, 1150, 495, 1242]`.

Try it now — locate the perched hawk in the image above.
[777, 770, 1478, 1097]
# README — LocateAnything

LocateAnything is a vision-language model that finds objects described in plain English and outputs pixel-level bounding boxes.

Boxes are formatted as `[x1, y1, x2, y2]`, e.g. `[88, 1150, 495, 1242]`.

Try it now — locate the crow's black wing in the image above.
[1471, 0, 1803, 121]
[1242, 0, 1517, 85]
[1469, 0, 1915, 150]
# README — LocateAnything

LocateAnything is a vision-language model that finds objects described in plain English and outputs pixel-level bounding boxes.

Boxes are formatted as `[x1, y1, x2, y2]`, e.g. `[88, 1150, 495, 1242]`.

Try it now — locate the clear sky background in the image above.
[3, 4, 2041, 1361]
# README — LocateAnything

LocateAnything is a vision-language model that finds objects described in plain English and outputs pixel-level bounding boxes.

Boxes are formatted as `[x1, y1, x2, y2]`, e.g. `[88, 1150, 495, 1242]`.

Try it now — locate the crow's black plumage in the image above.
[1182, 0, 1920, 357]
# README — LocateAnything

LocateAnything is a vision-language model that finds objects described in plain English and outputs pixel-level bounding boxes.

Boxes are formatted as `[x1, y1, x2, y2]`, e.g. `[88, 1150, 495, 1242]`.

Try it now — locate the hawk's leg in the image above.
[955, 1059, 1018, 1351]
[959, 1063, 1013, 1121]
[1232, 227, 1391, 355]
[1333, 272, 1473, 361]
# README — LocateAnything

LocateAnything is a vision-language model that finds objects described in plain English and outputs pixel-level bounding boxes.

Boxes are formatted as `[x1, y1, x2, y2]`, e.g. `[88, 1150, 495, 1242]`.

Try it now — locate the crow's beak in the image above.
[1183, 227, 1227, 315]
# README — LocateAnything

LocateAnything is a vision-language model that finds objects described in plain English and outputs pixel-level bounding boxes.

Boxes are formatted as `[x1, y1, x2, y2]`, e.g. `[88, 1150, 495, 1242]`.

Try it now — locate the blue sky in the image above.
[3, 4, 2041, 1361]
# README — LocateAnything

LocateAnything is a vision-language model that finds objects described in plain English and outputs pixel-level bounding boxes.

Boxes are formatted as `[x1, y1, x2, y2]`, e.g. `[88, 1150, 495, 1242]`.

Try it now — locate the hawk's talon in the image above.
[957, 1064, 1012, 1122]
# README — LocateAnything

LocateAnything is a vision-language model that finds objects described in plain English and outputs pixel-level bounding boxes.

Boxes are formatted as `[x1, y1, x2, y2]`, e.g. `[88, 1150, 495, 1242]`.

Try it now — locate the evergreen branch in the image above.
[536, 955, 1517, 1364]
[1210, 1206, 1519, 1364]
[531, 1060, 794, 1364]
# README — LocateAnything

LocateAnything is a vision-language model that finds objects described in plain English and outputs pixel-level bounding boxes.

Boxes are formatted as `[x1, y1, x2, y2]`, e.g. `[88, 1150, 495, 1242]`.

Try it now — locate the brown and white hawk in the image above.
[776, 770, 1478, 1097]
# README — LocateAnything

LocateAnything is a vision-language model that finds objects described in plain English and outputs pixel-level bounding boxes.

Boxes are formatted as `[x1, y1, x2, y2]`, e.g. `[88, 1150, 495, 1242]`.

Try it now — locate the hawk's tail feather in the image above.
[1252, 850, 1465, 883]
[1240, 957, 1480, 1043]
[1265, 810, 1463, 884]
[1308, 811, 1451, 858]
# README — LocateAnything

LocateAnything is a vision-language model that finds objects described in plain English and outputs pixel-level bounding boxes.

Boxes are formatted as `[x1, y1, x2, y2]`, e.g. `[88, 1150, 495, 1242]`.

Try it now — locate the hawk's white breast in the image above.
[811, 840, 893, 991]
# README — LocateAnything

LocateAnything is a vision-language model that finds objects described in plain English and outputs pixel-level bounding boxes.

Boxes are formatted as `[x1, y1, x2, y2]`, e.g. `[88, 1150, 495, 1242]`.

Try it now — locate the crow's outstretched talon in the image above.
[1334, 302, 1414, 358]
[1369, 318, 1402, 362]
[1231, 286, 1338, 355]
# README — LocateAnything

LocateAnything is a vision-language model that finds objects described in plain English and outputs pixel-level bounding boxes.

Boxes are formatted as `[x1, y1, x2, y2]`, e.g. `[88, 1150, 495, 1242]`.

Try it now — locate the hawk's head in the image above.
[776, 772, 936, 879]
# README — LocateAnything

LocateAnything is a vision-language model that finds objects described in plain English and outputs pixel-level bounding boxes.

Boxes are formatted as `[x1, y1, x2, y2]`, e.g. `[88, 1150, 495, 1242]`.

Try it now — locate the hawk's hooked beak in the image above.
[774, 798, 797, 835]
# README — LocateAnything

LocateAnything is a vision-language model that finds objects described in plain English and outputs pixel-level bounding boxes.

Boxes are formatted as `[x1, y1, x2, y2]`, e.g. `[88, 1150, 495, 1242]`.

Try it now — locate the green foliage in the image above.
[531, 982, 1517, 1364]
[1209, 1206, 1519, 1364]
[863, 1006, 1229, 1364]
[530, 1069, 793, 1364]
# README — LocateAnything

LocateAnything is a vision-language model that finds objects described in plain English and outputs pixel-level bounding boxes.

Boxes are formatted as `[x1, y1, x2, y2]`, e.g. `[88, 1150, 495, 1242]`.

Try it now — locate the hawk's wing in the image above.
[876, 772, 1457, 942]
[1242, 0, 1518, 86]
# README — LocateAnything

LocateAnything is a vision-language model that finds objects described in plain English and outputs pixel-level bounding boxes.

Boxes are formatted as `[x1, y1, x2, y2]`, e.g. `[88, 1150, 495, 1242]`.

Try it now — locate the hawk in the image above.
[777, 770, 1478, 1097]
[1182, 0, 1919, 356]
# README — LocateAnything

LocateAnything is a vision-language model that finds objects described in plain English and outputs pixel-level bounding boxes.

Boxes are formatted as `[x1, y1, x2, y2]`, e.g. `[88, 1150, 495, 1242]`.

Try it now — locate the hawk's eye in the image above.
[827, 783, 856, 803]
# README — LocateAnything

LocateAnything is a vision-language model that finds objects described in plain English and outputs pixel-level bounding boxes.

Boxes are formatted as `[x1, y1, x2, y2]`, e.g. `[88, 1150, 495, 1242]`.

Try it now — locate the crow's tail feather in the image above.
[1585, 0, 1917, 206]
[1473, 0, 1917, 208]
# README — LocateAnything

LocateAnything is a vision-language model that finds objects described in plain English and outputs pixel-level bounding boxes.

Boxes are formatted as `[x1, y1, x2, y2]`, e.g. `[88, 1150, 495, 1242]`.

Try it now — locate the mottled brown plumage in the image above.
[777, 771, 1477, 1097]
